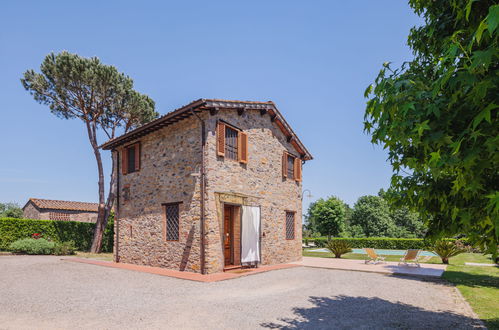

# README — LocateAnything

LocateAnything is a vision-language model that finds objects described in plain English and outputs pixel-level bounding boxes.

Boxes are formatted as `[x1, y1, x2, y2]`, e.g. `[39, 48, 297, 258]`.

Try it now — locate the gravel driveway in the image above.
[0, 256, 481, 329]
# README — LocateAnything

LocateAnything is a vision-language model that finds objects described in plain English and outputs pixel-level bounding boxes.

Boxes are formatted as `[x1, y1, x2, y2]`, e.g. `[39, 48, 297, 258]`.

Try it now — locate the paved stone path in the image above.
[0, 255, 481, 329]
[66, 257, 300, 282]
[296, 256, 447, 277]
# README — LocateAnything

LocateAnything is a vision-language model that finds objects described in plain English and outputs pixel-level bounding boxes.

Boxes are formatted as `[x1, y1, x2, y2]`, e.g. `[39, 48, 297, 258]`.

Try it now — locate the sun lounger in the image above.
[399, 249, 421, 267]
[364, 248, 386, 264]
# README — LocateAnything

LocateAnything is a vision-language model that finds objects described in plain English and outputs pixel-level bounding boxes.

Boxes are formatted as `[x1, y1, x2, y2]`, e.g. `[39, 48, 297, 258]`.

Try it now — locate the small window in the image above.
[217, 121, 248, 163]
[122, 142, 140, 175]
[287, 155, 295, 178]
[127, 145, 136, 173]
[285, 211, 295, 240]
[282, 152, 302, 181]
[225, 126, 239, 160]
[164, 203, 180, 241]
[50, 212, 70, 221]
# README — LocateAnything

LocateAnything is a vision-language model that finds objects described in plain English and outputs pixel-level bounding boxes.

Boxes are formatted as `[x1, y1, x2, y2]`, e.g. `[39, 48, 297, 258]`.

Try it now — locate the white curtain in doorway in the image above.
[241, 206, 260, 263]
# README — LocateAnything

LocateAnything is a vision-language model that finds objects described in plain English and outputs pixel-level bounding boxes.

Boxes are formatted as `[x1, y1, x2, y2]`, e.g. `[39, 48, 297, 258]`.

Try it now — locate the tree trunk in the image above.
[89, 141, 106, 253]
[82, 120, 113, 253]
[442, 257, 449, 264]
[90, 150, 118, 253]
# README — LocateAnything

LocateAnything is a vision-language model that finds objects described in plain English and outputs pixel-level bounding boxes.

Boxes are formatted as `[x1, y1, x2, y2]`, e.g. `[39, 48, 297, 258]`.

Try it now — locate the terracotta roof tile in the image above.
[100, 98, 313, 160]
[26, 198, 99, 212]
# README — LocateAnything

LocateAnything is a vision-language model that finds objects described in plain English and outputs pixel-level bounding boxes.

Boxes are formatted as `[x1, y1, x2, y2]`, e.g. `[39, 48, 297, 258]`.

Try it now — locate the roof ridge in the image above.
[30, 197, 98, 205]
[100, 98, 312, 160]
[26, 198, 100, 212]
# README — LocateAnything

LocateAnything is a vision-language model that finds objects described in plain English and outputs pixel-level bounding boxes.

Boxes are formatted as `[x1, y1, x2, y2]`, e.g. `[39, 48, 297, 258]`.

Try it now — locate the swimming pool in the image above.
[308, 248, 437, 257]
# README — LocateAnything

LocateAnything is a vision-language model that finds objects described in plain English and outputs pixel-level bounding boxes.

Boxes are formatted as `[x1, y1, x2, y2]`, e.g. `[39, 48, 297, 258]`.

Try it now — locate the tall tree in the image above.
[364, 1, 498, 255]
[22, 52, 158, 252]
[0, 202, 23, 218]
[306, 196, 346, 239]
[391, 207, 427, 238]
[350, 195, 396, 237]
[379, 188, 427, 238]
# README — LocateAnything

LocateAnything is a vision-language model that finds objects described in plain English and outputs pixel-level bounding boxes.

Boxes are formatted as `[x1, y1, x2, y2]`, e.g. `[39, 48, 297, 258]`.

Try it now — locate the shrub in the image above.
[305, 237, 467, 250]
[455, 239, 482, 253]
[54, 241, 77, 255]
[433, 240, 465, 264]
[9, 238, 55, 255]
[309, 237, 429, 249]
[0, 217, 113, 252]
[326, 240, 352, 258]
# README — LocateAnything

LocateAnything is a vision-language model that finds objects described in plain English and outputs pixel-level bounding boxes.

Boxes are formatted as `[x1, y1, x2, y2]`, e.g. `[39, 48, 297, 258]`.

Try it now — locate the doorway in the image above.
[223, 204, 241, 268]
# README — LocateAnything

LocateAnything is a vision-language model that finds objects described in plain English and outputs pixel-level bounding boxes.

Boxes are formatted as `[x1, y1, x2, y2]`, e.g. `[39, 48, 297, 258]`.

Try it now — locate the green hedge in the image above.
[304, 237, 463, 250]
[0, 217, 113, 252]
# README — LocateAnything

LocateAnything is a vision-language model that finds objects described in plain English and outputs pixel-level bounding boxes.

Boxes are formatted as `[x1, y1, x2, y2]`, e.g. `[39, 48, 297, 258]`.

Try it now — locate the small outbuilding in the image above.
[101, 99, 313, 274]
[22, 198, 98, 223]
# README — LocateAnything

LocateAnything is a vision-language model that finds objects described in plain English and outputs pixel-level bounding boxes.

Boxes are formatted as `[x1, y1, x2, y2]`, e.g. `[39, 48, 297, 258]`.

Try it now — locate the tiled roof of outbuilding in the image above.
[24, 198, 99, 212]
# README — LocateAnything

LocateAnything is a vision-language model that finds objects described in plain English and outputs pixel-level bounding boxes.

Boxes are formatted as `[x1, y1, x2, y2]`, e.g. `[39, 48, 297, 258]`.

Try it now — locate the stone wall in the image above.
[114, 107, 305, 274]
[22, 202, 40, 219]
[203, 109, 303, 274]
[116, 115, 203, 273]
[66, 211, 97, 223]
[22, 202, 98, 223]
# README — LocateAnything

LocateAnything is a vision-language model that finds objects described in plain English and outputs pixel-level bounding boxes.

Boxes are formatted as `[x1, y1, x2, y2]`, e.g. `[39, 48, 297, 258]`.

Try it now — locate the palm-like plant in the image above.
[326, 240, 352, 258]
[433, 240, 465, 264]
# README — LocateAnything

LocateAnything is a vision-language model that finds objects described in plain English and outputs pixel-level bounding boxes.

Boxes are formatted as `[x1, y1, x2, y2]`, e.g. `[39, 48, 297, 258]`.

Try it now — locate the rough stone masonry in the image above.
[108, 99, 312, 274]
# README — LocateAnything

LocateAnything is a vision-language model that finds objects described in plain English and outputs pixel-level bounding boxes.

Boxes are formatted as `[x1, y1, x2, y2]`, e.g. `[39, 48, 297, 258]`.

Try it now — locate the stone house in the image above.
[22, 198, 98, 223]
[101, 99, 313, 274]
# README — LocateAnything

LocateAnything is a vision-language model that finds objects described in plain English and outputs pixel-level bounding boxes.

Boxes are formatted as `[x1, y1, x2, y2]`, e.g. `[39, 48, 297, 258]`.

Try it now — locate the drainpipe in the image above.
[190, 107, 206, 275]
[114, 149, 120, 263]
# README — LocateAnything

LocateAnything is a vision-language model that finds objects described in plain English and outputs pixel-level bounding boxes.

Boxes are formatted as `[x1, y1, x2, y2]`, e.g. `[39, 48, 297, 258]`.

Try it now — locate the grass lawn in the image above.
[303, 248, 499, 328]
[441, 254, 499, 329]
[75, 251, 113, 261]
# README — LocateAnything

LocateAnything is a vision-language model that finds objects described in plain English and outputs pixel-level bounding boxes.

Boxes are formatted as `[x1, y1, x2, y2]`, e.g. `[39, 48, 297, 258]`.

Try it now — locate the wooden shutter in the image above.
[238, 131, 248, 164]
[294, 157, 302, 182]
[282, 152, 288, 178]
[134, 142, 140, 171]
[121, 148, 128, 175]
[217, 121, 225, 157]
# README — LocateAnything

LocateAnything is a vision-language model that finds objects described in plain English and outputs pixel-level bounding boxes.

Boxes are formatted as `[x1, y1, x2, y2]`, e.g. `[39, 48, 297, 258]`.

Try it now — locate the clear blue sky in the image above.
[0, 1, 421, 209]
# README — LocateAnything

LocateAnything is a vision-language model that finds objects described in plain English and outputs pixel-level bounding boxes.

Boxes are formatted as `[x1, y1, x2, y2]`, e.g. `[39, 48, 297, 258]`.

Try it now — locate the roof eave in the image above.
[100, 99, 206, 150]
[100, 99, 313, 160]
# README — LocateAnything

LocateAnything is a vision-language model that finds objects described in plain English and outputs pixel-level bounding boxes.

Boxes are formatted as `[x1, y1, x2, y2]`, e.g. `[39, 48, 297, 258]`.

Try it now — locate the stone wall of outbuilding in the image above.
[22, 202, 98, 223]
[115, 115, 203, 273]
[203, 109, 303, 274]
[114, 108, 304, 274]
[22, 202, 40, 219]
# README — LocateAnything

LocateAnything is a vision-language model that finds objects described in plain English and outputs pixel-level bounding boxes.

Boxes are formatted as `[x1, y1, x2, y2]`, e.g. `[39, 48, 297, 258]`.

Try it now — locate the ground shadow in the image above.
[261, 295, 482, 329]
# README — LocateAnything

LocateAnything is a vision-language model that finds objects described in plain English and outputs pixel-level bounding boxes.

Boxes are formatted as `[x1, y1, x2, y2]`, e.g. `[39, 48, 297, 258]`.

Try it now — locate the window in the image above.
[122, 142, 140, 175]
[285, 211, 295, 240]
[163, 203, 180, 241]
[127, 145, 136, 173]
[282, 152, 302, 182]
[225, 126, 239, 160]
[216, 121, 248, 163]
[287, 155, 295, 178]
[50, 212, 71, 221]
